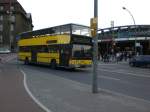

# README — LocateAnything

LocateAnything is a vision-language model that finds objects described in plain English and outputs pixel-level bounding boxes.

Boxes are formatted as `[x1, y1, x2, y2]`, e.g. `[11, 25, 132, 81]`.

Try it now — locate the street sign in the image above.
[111, 20, 114, 28]
[90, 18, 98, 37]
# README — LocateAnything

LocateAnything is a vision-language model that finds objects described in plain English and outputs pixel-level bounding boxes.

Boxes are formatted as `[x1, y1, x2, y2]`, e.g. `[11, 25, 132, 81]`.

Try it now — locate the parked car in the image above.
[129, 55, 150, 67]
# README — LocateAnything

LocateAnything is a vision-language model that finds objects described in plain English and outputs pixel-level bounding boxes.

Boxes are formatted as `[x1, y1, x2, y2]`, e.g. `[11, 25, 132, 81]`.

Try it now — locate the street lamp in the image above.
[122, 7, 137, 54]
[122, 7, 136, 25]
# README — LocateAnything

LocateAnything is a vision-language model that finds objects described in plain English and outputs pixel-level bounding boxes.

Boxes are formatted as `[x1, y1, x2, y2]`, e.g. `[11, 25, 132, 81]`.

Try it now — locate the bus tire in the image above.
[50, 59, 57, 69]
[24, 57, 29, 65]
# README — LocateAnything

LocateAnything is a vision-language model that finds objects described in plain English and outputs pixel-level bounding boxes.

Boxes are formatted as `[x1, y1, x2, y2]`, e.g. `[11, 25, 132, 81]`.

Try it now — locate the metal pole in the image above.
[122, 7, 137, 55]
[92, 0, 98, 93]
[9, 0, 12, 51]
[111, 21, 115, 57]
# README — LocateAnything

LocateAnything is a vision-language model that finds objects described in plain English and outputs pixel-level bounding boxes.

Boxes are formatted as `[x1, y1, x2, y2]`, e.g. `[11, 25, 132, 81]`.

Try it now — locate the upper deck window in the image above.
[72, 24, 90, 36]
[19, 24, 90, 39]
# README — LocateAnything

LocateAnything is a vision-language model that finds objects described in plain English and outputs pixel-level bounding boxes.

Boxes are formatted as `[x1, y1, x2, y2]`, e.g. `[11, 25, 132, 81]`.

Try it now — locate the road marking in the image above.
[20, 69, 52, 112]
[98, 68, 150, 78]
[98, 63, 117, 66]
[100, 88, 150, 103]
[98, 75, 120, 81]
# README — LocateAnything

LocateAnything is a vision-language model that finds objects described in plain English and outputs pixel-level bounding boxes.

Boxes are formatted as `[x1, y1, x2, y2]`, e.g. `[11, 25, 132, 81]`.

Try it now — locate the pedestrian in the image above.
[116, 52, 120, 63]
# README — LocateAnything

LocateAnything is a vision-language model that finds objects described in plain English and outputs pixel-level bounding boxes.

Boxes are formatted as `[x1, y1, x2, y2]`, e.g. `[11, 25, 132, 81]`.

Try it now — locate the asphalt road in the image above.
[97, 63, 150, 101]
[19, 61, 150, 102]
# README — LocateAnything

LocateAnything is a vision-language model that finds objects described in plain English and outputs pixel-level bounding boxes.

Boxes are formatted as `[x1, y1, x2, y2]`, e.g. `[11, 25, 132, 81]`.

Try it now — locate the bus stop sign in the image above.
[90, 18, 98, 37]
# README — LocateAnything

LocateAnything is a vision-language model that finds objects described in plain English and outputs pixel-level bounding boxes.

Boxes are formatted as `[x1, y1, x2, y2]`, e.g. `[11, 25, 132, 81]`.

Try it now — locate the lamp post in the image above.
[92, 0, 98, 93]
[122, 7, 137, 55]
[122, 7, 136, 25]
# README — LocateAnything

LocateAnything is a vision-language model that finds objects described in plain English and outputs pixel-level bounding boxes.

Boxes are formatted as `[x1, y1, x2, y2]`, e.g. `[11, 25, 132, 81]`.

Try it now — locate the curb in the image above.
[20, 69, 52, 112]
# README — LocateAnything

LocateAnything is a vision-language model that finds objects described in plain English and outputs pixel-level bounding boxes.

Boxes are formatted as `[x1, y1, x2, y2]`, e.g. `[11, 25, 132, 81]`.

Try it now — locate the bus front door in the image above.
[60, 49, 69, 67]
[31, 48, 37, 63]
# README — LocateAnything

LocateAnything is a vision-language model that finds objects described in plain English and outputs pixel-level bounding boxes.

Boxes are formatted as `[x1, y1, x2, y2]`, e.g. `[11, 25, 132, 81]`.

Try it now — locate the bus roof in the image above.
[19, 23, 90, 39]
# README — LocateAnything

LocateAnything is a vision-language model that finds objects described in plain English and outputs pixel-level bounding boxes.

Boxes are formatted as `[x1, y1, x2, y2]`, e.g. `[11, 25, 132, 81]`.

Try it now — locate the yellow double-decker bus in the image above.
[18, 23, 92, 69]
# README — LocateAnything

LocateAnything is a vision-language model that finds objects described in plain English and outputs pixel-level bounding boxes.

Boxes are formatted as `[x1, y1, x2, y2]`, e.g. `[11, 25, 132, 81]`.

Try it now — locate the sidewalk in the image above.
[0, 61, 45, 112]
[23, 66, 150, 112]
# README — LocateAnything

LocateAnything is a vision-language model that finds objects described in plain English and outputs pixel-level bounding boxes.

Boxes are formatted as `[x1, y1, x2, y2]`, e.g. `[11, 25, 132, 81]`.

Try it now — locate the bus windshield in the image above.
[72, 44, 92, 58]
[72, 24, 90, 36]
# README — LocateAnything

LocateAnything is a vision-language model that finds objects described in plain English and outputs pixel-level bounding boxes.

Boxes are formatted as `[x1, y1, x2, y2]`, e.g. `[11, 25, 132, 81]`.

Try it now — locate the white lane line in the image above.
[98, 75, 120, 81]
[99, 68, 150, 78]
[20, 69, 52, 112]
[98, 63, 117, 66]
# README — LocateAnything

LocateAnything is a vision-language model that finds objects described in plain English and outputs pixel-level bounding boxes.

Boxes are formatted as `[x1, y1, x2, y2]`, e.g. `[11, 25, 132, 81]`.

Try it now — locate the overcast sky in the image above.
[17, 0, 150, 30]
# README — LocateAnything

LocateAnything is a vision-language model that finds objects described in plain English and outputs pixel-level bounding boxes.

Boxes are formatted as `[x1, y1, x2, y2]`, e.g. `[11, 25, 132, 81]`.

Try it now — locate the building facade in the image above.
[0, 0, 33, 51]
[98, 25, 150, 55]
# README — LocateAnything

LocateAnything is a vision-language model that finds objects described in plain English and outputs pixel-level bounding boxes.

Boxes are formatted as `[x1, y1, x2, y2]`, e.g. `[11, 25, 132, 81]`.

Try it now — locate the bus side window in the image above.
[49, 45, 58, 53]
[38, 46, 43, 52]
[19, 46, 30, 52]
[44, 47, 49, 52]
[38, 46, 48, 53]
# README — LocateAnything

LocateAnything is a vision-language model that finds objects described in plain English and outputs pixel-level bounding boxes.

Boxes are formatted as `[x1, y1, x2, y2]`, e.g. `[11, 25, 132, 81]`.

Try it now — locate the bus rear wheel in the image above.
[50, 60, 57, 69]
